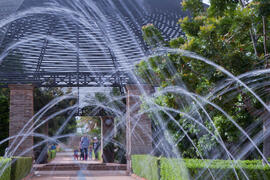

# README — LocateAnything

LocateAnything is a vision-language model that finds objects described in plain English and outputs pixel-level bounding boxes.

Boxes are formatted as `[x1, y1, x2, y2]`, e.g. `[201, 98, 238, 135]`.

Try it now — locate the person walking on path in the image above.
[93, 137, 100, 160]
[89, 143, 93, 160]
[74, 148, 79, 160]
[50, 144, 56, 150]
[81, 135, 90, 160]
[79, 141, 84, 160]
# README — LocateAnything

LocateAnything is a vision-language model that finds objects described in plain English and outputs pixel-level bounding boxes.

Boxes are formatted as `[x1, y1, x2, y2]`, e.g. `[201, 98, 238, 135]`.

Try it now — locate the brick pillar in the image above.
[101, 116, 114, 163]
[9, 84, 34, 157]
[126, 84, 154, 174]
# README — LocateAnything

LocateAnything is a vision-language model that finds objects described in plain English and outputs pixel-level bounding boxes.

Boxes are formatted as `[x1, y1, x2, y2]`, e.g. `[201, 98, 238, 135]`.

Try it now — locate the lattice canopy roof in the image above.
[0, 0, 187, 87]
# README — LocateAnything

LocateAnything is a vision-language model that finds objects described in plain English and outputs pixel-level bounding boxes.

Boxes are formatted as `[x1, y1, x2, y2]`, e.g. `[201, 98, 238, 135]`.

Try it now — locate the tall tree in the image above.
[136, 0, 270, 158]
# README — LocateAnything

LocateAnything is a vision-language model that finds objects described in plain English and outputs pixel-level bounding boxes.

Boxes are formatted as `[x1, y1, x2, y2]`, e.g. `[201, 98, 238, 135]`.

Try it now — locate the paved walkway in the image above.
[49, 151, 101, 164]
[30, 150, 135, 180]
[31, 171, 135, 180]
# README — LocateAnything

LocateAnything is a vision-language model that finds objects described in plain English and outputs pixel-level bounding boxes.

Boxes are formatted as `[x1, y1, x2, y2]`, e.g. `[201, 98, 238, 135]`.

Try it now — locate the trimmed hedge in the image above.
[132, 155, 159, 180]
[179, 159, 270, 180]
[0, 157, 11, 180]
[132, 155, 270, 180]
[10, 157, 32, 180]
[47, 150, 56, 162]
[160, 158, 189, 180]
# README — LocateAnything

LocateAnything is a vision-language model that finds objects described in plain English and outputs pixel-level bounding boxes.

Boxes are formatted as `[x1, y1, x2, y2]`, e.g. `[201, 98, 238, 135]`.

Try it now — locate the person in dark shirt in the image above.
[81, 135, 90, 160]
[79, 141, 84, 160]
[93, 137, 100, 160]
[50, 144, 56, 150]
[89, 144, 93, 160]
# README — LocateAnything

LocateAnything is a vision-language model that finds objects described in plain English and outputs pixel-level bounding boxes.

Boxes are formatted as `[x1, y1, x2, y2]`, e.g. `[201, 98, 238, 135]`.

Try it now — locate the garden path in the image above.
[30, 150, 135, 180]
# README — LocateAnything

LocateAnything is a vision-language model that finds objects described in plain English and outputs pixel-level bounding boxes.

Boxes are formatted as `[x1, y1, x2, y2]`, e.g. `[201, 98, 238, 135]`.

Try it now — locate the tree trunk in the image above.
[249, 29, 258, 57]
[263, 16, 269, 68]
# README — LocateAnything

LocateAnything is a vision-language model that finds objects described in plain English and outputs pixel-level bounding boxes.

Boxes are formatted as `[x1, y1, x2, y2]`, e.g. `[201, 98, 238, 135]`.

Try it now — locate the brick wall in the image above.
[126, 85, 154, 155]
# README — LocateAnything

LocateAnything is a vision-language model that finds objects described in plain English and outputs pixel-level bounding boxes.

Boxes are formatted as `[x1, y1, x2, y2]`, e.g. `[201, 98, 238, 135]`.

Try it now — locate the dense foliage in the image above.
[34, 87, 77, 138]
[136, 0, 270, 159]
[78, 116, 101, 137]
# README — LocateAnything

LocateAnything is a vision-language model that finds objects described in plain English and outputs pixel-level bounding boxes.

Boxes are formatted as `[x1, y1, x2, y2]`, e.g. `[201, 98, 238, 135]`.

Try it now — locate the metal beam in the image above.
[0, 72, 129, 87]
[35, 17, 55, 74]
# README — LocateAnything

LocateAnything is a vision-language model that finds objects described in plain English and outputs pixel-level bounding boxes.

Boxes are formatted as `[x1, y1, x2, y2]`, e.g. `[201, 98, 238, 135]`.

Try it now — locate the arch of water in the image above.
[0, 0, 269, 179]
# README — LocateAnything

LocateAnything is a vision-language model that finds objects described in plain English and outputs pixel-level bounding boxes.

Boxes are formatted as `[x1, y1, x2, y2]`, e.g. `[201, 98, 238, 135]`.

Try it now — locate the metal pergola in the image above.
[0, 0, 187, 88]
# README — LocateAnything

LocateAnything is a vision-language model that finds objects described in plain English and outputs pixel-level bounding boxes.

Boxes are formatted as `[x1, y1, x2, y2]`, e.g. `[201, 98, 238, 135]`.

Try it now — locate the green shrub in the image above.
[47, 150, 56, 162]
[10, 157, 32, 180]
[132, 155, 159, 180]
[47, 150, 51, 161]
[51, 150, 56, 160]
[0, 157, 11, 180]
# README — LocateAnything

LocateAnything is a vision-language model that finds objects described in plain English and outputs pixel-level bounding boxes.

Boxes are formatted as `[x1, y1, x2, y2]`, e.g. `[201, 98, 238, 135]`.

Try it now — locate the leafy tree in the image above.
[77, 116, 101, 137]
[181, 0, 205, 16]
[136, 0, 270, 158]
[34, 87, 77, 141]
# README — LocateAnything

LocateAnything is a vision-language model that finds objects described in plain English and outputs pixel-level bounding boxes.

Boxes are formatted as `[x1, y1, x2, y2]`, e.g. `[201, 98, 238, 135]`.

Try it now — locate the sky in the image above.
[203, 0, 210, 5]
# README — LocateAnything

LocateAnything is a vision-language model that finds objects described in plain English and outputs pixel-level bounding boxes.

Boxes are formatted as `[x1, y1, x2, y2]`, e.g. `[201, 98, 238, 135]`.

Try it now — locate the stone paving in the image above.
[30, 151, 136, 180]
[49, 151, 101, 164]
